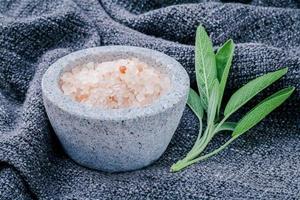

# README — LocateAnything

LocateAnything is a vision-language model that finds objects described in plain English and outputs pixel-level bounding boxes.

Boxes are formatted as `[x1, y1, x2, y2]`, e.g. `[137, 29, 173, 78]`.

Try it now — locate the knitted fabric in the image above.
[0, 0, 299, 199]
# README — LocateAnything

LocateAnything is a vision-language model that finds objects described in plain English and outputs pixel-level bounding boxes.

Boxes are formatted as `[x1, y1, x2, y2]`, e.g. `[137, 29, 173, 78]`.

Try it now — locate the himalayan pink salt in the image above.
[59, 58, 171, 109]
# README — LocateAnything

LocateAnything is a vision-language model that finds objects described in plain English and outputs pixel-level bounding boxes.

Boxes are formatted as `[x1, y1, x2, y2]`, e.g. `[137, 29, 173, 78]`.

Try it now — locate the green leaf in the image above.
[216, 39, 235, 114]
[207, 80, 219, 128]
[195, 25, 217, 110]
[216, 122, 237, 132]
[224, 67, 288, 118]
[187, 88, 204, 119]
[232, 87, 294, 137]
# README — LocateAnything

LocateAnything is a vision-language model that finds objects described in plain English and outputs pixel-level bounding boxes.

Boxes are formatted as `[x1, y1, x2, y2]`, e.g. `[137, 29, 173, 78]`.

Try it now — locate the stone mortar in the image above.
[42, 46, 190, 172]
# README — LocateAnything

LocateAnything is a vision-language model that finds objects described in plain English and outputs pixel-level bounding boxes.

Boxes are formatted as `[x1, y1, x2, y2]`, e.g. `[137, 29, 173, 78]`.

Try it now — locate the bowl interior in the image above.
[42, 46, 189, 121]
[61, 51, 171, 79]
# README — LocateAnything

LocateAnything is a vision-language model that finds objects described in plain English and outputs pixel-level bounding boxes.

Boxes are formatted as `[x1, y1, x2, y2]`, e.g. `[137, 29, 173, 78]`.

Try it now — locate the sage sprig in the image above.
[170, 25, 294, 172]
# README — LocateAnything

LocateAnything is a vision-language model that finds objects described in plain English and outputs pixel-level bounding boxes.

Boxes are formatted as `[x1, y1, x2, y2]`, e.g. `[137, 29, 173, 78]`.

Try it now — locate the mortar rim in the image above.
[42, 46, 189, 121]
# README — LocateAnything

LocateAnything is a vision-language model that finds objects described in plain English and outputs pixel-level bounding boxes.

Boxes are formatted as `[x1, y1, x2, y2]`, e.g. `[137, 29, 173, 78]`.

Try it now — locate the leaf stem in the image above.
[184, 127, 208, 161]
[171, 136, 238, 172]
[173, 115, 230, 169]
[194, 117, 203, 146]
[213, 116, 229, 134]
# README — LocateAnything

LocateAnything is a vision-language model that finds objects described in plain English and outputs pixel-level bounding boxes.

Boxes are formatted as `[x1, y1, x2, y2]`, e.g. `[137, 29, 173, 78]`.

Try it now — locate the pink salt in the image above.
[60, 58, 171, 109]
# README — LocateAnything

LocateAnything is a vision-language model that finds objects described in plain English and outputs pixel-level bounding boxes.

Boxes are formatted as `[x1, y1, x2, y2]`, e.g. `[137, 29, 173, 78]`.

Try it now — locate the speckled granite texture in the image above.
[0, 0, 299, 199]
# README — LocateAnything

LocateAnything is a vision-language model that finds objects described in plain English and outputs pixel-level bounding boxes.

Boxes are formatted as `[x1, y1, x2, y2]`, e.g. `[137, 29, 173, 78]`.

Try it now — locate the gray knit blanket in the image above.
[0, 0, 299, 199]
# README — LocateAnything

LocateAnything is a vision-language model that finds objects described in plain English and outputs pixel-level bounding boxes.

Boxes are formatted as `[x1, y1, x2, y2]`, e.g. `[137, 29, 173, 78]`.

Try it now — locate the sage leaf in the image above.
[232, 87, 294, 137]
[224, 67, 288, 118]
[216, 122, 237, 132]
[171, 25, 294, 172]
[187, 88, 204, 119]
[216, 39, 235, 113]
[195, 25, 217, 110]
[207, 80, 219, 128]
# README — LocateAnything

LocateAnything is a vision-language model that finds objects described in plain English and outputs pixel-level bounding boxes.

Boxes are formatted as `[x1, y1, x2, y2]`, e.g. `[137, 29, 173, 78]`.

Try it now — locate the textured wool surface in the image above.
[0, 0, 299, 199]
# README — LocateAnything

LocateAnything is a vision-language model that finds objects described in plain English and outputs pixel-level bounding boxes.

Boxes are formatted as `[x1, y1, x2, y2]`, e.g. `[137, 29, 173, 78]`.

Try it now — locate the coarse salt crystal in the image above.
[59, 58, 171, 109]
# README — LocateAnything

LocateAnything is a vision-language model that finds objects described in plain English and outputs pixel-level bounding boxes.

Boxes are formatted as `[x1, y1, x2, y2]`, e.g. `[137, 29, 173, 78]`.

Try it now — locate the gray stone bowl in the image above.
[42, 46, 189, 172]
